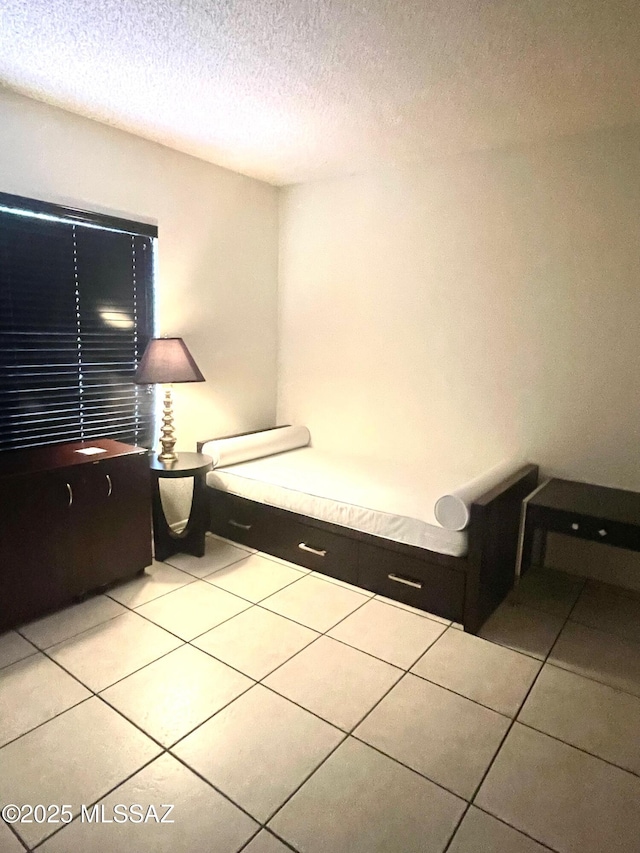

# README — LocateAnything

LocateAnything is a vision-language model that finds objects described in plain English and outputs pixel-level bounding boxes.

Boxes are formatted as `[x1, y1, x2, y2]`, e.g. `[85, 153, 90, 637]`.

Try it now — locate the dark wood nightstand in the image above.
[515, 477, 640, 584]
[150, 452, 213, 562]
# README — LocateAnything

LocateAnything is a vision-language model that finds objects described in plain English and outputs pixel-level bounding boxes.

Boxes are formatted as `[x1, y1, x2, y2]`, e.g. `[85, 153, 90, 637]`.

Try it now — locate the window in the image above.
[0, 192, 156, 452]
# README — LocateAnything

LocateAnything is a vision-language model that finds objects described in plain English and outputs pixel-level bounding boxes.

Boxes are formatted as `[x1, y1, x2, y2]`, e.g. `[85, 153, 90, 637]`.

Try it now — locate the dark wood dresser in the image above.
[0, 438, 152, 632]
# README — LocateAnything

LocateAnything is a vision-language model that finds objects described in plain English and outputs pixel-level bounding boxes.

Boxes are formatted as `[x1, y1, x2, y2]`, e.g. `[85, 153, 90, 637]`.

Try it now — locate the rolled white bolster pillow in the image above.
[434, 458, 524, 531]
[202, 425, 311, 468]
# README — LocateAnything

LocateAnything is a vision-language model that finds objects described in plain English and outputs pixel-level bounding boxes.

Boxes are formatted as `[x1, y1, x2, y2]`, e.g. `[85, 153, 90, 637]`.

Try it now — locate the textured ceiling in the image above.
[1, 0, 640, 184]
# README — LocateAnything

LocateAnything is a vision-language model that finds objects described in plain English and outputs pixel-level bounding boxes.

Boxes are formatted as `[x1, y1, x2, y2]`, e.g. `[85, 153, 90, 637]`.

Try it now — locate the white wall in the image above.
[278, 126, 640, 584]
[0, 88, 279, 452]
[278, 126, 640, 489]
[0, 89, 279, 521]
[4, 87, 640, 580]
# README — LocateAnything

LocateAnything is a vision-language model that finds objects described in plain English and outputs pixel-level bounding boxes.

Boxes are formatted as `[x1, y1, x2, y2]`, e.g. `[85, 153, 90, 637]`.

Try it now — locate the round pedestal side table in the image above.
[150, 452, 213, 562]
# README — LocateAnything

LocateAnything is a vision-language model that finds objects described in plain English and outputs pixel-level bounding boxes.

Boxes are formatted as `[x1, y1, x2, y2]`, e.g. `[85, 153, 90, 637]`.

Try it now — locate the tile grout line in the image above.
[0, 629, 244, 757]
[502, 572, 585, 617]
[103, 572, 197, 608]
[347, 726, 467, 803]
[199, 559, 312, 603]
[261, 662, 429, 833]
[0, 554, 372, 760]
[4, 555, 378, 850]
[0, 634, 40, 671]
[28, 753, 165, 851]
[169, 588, 386, 743]
[276, 560, 640, 704]
[340, 614, 640, 823]
[440, 575, 588, 853]
[390, 625, 532, 719]
[5, 547, 638, 852]
[15, 703, 289, 850]
[235, 827, 263, 853]
[13, 564, 296, 706]
[13, 546, 302, 667]
[197, 582, 419, 837]
[474, 569, 588, 661]
[9, 580, 637, 842]
[477, 581, 640, 697]
[369, 593, 453, 626]
[0, 651, 38, 674]
[568, 613, 640, 644]
[260, 648, 490, 845]
[542, 656, 640, 701]
[21, 563, 312, 853]
[237, 827, 301, 853]
[6, 558, 637, 744]
[183, 569, 377, 693]
[164, 750, 274, 828]
[127, 557, 333, 644]
[246, 587, 384, 731]
[469, 805, 560, 853]
[0, 693, 97, 752]
[515, 718, 640, 781]
[251, 731, 352, 828]
[101, 672, 257, 753]
[12, 628, 269, 764]
[2, 644, 197, 755]
[2, 817, 29, 852]
[14, 605, 128, 655]
[186, 583, 445, 683]
[20, 638, 188, 710]
[475, 586, 585, 782]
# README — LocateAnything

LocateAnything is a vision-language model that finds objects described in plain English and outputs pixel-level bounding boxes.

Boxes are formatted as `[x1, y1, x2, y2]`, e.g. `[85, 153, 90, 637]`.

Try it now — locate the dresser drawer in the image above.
[262, 518, 359, 584]
[358, 543, 465, 621]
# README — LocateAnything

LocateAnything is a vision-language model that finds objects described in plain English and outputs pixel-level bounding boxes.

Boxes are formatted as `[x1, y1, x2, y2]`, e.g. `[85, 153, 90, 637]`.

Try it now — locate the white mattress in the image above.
[207, 447, 469, 557]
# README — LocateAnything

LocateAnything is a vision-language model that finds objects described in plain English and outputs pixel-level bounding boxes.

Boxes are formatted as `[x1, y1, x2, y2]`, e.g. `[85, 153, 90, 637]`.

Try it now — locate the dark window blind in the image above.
[0, 193, 156, 452]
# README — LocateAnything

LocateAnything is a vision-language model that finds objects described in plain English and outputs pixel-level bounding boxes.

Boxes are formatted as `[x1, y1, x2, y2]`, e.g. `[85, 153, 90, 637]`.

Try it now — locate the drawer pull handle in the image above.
[571, 523, 579, 531]
[598, 529, 607, 537]
[66, 483, 73, 507]
[106, 474, 112, 497]
[229, 519, 252, 530]
[388, 573, 423, 590]
[299, 543, 327, 557]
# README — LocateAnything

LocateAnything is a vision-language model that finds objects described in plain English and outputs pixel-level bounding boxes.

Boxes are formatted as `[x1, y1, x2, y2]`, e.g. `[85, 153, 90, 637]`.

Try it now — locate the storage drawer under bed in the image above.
[209, 488, 465, 620]
[358, 542, 466, 622]
[208, 490, 359, 584]
[263, 517, 359, 584]
[209, 491, 265, 549]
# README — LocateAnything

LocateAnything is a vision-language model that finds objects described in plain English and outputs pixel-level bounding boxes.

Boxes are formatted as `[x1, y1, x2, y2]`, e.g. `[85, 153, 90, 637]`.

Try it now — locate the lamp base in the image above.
[158, 387, 178, 462]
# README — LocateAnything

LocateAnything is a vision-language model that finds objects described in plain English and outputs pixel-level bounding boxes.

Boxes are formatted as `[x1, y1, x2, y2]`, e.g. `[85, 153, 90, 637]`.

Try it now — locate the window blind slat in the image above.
[0, 194, 155, 451]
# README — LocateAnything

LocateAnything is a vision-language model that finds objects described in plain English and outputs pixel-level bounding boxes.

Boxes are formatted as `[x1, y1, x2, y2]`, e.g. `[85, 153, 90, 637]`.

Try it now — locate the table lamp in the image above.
[134, 337, 205, 462]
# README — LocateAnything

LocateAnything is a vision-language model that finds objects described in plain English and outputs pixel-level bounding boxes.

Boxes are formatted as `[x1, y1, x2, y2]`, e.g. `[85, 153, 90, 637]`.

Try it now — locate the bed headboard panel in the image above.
[465, 463, 539, 632]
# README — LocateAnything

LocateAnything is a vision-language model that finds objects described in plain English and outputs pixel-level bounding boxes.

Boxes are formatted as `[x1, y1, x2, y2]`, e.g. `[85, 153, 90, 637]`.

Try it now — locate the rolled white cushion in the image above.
[434, 458, 524, 531]
[202, 425, 310, 468]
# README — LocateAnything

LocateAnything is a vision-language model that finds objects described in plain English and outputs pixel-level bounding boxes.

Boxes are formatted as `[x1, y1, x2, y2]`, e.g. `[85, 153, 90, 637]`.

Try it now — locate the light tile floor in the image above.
[0, 535, 639, 852]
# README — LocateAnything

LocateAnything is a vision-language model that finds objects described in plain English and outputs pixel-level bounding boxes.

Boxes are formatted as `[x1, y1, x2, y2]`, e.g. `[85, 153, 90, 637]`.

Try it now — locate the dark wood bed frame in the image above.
[198, 431, 538, 633]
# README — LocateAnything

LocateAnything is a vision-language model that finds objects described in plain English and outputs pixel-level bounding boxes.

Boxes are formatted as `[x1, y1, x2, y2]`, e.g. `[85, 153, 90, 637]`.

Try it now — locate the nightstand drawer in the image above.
[536, 507, 640, 550]
[358, 543, 465, 622]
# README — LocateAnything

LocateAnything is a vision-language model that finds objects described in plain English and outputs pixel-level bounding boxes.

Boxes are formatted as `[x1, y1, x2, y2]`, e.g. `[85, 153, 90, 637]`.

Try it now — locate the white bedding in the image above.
[207, 447, 470, 557]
